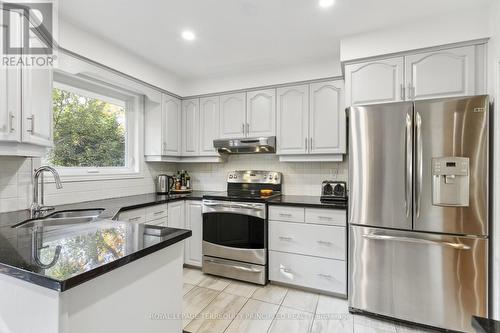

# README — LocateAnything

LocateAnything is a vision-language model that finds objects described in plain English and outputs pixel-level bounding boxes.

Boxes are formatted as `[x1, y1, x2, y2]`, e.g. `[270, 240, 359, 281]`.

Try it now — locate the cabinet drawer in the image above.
[269, 221, 346, 260]
[145, 204, 168, 222]
[146, 216, 168, 227]
[269, 206, 304, 223]
[117, 208, 146, 224]
[305, 208, 346, 226]
[269, 251, 346, 295]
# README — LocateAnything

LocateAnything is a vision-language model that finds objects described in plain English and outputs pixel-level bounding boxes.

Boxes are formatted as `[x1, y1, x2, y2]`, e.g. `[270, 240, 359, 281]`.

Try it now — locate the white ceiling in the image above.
[59, 0, 490, 80]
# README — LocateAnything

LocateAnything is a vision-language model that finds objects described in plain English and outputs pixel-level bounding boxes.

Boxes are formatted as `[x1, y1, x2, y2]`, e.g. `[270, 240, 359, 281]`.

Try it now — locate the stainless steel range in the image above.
[202, 170, 282, 285]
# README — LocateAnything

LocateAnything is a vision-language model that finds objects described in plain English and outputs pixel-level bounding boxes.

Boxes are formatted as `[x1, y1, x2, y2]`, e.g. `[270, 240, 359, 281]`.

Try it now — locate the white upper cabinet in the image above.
[345, 57, 405, 106]
[162, 94, 182, 156]
[405, 46, 476, 100]
[199, 96, 220, 156]
[219, 93, 246, 138]
[22, 67, 53, 147]
[277, 85, 309, 155]
[246, 89, 276, 137]
[143, 91, 163, 156]
[0, 67, 21, 142]
[309, 81, 346, 154]
[182, 98, 200, 156]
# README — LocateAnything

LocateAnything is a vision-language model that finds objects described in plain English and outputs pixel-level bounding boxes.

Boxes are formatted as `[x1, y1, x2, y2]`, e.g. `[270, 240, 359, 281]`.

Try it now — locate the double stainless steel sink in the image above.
[13, 209, 104, 228]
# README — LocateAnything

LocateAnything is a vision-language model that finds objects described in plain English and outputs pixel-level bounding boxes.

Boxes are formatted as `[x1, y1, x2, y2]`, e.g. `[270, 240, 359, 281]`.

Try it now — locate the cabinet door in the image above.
[345, 57, 405, 106]
[181, 98, 199, 156]
[246, 89, 276, 137]
[219, 93, 246, 138]
[199, 96, 220, 156]
[185, 201, 202, 267]
[309, 80, 346, 154]
[162, 94, 181, 156]
[276, 85, 308, 155]
[167, 201, 185, 229]
[0, 65, 21, 142]
[143, 91, 162, 156]
[405, 46, 475, 100]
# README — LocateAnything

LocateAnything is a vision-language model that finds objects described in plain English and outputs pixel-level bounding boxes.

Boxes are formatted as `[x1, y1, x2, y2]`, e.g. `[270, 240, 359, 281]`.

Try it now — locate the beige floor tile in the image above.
[316, 295, 349, 315]
[312, 316, 354, 333]
[353, 315, 397, 333]
[197, 275, 231, 291]
[185, 292, 248, 333]
[282, 289, 319, 313]
[225, 299, 280, 333]
[251, 284, 288, 305]
[183, 283, 196, 295]
[268, 306, 314, 333]
[223, 280, 259, 298]
[183, 267, 205, 285]
[182, 286, 219, 328]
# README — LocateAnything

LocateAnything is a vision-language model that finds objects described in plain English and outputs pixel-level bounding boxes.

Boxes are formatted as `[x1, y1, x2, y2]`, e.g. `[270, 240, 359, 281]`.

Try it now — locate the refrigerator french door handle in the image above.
[415, 112, 423, 219]
[405, 113, 412, 218]
[362, 234, 471, 250]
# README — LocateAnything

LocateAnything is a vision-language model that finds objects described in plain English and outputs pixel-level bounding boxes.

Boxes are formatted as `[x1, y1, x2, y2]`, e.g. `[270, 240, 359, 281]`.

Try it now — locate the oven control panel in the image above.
[227, 170, 282, 184]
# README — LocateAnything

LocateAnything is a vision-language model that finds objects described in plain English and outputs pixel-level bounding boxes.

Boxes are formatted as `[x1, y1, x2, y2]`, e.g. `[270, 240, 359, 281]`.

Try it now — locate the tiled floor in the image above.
[182, 268, 439, 333]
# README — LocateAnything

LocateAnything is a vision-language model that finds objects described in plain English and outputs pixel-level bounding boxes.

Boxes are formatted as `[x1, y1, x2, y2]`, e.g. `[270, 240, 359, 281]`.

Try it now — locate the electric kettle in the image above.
[156, 174, 175, 194]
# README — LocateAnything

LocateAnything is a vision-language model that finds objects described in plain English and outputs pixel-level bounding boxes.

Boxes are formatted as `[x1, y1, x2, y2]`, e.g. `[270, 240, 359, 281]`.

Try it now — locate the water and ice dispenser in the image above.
[431, 157, 469, 207]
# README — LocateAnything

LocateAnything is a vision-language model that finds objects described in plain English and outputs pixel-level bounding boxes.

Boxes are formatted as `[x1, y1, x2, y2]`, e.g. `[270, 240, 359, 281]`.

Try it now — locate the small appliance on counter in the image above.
[320, 180, 347, 202]
[156, 174, 175, 194]
[171, 170, 192, 194]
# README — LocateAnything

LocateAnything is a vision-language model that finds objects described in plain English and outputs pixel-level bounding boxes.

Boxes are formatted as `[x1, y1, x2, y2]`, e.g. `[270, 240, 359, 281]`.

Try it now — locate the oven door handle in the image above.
[204, 258, 262, 273]
[203, 201, 263, 210]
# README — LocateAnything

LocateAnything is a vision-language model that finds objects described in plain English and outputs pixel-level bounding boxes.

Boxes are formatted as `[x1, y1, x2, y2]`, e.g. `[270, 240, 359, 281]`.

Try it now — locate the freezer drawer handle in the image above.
[362, 234, 471, 250]
[279, 236, 293, 241]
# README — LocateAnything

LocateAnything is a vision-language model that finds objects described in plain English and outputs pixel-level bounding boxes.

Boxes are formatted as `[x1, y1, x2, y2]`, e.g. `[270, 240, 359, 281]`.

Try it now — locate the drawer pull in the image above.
[279, 213, 292, 217]
[318, 216, 333, 220]
[279, 236, 293, 241]
[317, 240, 332, 245]
[318, 273, 333, 279]
[153, 211, 165, 215]
[129, 216, 142, 222]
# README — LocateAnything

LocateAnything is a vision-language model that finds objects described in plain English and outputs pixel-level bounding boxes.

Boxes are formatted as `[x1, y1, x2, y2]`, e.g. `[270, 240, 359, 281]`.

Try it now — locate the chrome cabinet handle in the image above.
[318, 216, 333, 220]
[415, 112, 422, 219]
[317, 240, 332, 245]
[246, 123, 249, 134]
[279, 212, 292, 217]
[404, 113, 412, 218]
[318, 273, 333, 279]
[129, 216, 142, 222]
[305, 137, 308, 151]
[362, 234, 471, 250]
[153, 211, 165, 215]
[310, 137, 313, 150]
[205, 258, 262, 273]
[279, 236, 293, 241]
[9, 113, 15, 132]
[400, 84, 405, 100]
[242, 123, 245, 135]
[27, 114, 34, 133]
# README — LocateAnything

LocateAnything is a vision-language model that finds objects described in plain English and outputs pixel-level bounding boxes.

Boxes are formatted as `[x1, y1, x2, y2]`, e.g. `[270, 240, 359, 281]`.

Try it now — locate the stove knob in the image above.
[229, 174, 233, 179]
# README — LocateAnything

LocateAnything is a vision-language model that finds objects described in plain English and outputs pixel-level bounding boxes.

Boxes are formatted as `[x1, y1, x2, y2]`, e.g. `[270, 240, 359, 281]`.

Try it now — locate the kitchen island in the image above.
[0, 200, 192, 333]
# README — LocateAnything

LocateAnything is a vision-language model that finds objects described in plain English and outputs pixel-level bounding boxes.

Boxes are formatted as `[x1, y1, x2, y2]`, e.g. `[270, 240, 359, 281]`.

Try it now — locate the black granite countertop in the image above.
[473, 316, 500, 333]
[267, 195, 347, 209]
[0, 192, 222, 292]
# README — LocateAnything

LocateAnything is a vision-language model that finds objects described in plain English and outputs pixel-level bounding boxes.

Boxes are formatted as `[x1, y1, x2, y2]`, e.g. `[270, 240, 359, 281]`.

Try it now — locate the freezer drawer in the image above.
[349, 225, 487, 332]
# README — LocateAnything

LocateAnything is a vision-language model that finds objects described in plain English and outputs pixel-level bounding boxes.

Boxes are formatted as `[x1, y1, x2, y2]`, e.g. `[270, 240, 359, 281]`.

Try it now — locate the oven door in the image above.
[202, 200, 266, 265]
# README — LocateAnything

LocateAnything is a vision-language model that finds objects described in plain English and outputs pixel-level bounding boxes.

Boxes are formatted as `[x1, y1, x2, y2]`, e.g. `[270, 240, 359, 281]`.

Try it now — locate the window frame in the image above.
[45, 71, 144, 182]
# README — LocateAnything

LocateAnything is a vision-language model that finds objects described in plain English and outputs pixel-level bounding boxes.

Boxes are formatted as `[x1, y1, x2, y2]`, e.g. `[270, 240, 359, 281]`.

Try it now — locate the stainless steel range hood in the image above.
[213, 136, 276, 154]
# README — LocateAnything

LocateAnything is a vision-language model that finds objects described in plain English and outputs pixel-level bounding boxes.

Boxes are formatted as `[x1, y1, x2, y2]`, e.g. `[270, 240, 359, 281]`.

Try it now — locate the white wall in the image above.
[58, 19, 186, 96]
[340, 7, 490, 62]
[182, 155, 347, 196]
[183, 58, 341, 97]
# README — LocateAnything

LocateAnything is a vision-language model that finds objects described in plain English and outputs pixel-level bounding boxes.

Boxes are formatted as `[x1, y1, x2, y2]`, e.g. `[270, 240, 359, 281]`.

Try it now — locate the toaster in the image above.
[321, 181, 347, 201]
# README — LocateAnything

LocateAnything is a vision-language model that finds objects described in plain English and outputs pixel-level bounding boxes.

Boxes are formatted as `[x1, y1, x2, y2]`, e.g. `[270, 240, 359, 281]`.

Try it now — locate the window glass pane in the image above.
[48, 87, 127, 168]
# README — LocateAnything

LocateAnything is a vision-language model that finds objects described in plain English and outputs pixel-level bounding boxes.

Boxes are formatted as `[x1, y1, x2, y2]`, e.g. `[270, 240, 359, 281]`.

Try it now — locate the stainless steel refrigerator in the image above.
[348, 95, 489, 332]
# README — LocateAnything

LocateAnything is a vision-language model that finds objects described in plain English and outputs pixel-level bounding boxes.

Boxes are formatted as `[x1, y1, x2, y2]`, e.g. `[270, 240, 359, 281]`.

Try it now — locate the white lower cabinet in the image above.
[268, 205, 347, 295]
[269, 251, 346, 295]
[184, 201, 203, 267]
[167, 201, 185, 229]
[269, 221, 346, 260]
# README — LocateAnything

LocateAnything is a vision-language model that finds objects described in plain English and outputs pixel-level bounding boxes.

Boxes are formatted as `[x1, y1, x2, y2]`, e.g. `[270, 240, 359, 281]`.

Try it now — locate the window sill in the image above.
[43, 169, 145, 183]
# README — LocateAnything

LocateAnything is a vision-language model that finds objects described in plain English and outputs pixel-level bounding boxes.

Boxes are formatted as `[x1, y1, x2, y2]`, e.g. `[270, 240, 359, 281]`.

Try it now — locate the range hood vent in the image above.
[213, 136, 276, 155]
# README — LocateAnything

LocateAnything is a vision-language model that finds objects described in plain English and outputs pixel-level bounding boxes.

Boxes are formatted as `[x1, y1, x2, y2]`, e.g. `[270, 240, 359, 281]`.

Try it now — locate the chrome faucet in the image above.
[30, 166, 63, 218]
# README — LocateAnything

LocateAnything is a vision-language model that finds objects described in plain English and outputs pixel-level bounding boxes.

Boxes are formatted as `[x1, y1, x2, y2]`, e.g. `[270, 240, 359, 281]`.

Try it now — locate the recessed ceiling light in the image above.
[182, 30, 196, 41]
[318, 0, 335, 9]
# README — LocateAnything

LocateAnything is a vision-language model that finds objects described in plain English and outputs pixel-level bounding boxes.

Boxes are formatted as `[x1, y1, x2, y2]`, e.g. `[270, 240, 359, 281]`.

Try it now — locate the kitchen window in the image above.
[45, 71, 142, 181]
